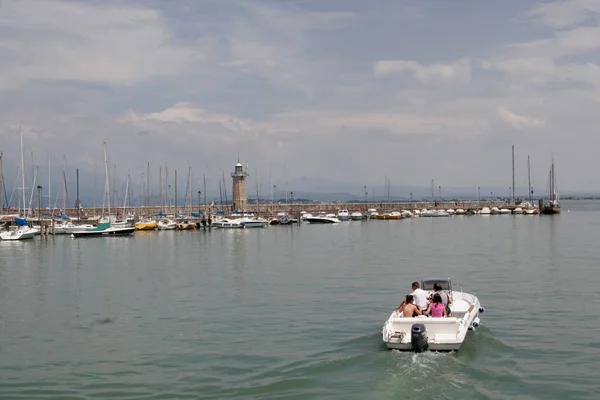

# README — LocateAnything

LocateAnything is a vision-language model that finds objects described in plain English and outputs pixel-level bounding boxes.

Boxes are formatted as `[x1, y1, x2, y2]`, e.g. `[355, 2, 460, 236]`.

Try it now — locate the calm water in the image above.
[1, 200, 599, 399]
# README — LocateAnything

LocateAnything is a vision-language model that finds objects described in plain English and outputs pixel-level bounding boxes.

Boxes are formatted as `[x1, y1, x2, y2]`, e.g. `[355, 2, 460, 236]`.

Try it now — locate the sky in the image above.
[1, 0, 600, 199]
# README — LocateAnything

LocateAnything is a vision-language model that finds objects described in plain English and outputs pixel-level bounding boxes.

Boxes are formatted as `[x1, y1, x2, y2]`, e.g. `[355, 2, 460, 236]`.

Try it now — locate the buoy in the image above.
[479, 307, 485, 313]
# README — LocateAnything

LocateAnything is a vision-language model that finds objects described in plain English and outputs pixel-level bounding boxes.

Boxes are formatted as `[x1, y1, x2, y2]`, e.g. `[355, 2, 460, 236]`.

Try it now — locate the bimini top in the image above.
[421, 279, 452, 291]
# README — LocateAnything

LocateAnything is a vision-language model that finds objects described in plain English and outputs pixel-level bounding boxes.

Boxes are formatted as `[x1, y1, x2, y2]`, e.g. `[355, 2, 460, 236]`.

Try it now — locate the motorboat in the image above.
[0, 225, 36, 240]
[350, 212, 364, 220]
[490, 207, 500, 215]
[304, 214, 340, 224]
[212, 218, 245, 229]
[237, 217, 268, 228]
[401, 210, 413, 218]
[376, 211, 403, 220]
[499, 208, 511, 214]
[512, 207, 523, 214]
[135, 219, 157, 230]
[420, 210, 450, 217]
[277, 214, 297, 225]
[455, 209, 466, 215]
[479, 207, 491, 215]
[176, 220, 196, 230]
[367, 208, 379, 219]
[337, 209, 350, 221]
[446, 209, 456, 215]
[524, 207, 538, 215]
[71, 222, 136, 237]
[382, 279, 483, 352]
[300, 213, 312, 221]
[157, 219, 177, 230]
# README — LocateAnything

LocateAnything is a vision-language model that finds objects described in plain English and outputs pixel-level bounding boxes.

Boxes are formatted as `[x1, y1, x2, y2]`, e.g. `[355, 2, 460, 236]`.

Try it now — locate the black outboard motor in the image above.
[411, 323, 428, 353]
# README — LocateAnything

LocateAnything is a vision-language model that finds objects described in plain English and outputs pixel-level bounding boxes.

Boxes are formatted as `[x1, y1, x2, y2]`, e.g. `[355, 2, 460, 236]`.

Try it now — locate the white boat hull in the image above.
[382, 290, 481, 352]
[0, 227, 36, 240]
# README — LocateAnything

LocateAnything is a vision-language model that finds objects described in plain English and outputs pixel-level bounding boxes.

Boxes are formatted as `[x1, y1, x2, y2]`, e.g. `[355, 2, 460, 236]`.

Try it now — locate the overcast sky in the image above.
[1, 0, 599, 195]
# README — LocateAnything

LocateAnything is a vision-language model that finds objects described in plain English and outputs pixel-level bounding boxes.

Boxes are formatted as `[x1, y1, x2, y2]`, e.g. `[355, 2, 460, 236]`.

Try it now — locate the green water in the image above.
[1, 200, 599, 399]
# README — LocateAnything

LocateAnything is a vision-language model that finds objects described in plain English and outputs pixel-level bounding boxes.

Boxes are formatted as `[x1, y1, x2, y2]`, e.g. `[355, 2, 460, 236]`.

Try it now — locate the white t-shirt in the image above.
[412, 288, 429, 311]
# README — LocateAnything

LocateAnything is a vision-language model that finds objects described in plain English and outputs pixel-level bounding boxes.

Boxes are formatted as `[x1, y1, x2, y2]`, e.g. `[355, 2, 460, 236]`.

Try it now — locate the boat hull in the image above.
[541, 206, 560, 214]
[0, 229, 35, 240]
[71, 227, 136, 237]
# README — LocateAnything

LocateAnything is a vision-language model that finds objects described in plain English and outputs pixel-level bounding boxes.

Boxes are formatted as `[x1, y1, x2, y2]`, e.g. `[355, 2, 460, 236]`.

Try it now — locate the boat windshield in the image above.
[421, 279, 452, 291]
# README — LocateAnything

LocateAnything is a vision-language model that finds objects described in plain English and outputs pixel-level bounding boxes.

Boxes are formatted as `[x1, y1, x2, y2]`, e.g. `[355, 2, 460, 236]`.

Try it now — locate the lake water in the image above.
[1, 200, 599, 399]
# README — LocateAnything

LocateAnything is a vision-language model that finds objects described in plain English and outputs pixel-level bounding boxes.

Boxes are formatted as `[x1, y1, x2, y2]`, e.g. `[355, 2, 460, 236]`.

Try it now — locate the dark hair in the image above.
[406, 294, 414, 303]
[412, 281, 419, 289]
[434, 282, 442, 291]
[432, 293, 443, 304]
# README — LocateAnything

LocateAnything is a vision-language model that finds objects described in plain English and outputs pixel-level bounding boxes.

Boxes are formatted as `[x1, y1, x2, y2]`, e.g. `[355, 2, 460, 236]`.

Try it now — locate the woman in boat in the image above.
[424, 293, 447, 318]
[396, 295, 422, 318]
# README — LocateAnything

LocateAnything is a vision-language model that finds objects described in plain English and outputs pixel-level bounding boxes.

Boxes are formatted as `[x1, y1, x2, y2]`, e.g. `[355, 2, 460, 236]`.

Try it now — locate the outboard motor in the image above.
[411, 323, 428, 353]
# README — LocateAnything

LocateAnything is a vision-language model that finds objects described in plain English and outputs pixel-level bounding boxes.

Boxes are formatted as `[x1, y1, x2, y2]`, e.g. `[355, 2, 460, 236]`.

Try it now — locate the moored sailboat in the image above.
[541, 156, 560, 214]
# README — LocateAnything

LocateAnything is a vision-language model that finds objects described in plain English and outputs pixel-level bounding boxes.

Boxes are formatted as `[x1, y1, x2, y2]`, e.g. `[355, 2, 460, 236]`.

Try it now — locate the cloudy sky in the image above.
[1, 0, 599, 197]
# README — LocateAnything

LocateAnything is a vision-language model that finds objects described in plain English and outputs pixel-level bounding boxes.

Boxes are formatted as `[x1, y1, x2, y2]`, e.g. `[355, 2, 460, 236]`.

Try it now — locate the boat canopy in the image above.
[14, 217, 27, 226]
[87, 222, 110, 231]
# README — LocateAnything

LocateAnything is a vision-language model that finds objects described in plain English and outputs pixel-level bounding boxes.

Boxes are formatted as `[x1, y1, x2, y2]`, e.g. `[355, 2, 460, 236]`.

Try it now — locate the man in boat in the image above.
[410, 281, 429, 313]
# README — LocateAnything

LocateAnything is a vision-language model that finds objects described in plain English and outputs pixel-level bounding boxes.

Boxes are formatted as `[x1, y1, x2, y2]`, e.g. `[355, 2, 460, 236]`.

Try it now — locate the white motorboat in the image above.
[300, 213, 312, 221]
[479, 207, 491, 215]
[420, 210, 450, 217]
[499, 208, 511, 214]
[237, 217, 268, 228]
[490, 207, 500, 215]
[212, 218, 245, 229]
[401, 210, 413, 218]
[524, 207, 537, 215]
[305, 214, 340, 224]
[71, 222, 135, 237]
[446, 209, 456, 215]
[337, 209, 350, 221]
[455, 209, 466, 215]
[382, 279, 483, 352]
[368, 208, 379, 219]
[350, 212, 364, 220]
[512, 207, 523, 214]
[157, 219, 177, 230]
[0, 225, 36, 240]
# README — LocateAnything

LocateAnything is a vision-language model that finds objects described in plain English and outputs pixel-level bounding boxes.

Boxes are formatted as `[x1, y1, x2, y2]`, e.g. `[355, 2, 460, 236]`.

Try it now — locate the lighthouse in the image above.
[231, 161, 249, 211]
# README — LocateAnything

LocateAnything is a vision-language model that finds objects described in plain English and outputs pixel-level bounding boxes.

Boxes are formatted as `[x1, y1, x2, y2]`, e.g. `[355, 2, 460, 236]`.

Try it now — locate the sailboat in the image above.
[541, 156, 560, 215]
[1, 128, 36, 240]
[71, 142, 135, 237]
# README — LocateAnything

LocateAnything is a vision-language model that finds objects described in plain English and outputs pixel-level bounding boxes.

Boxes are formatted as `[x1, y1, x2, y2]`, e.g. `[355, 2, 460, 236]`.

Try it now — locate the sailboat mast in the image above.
[47, 153, 51, 210]
[174, 169, 178, 217]
[123, 170, 130, 216]
[20, 127, 25, 217]
[159, 166, 163, 212]
[218, 172, 223, 207]
[203, 173, 206, 211]
[104, 142, 111, 216]
[146, 162, 150, 213]
[551, 156, 555, 201]
[527, 155, 532, 203]
[511, 145, 515, 203]
[0, 152, 3, 214]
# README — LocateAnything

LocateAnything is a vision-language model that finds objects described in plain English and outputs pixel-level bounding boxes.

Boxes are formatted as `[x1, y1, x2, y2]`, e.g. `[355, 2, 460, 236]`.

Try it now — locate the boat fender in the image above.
[479, 307, 485, 313]
[410, 323, 428, 353]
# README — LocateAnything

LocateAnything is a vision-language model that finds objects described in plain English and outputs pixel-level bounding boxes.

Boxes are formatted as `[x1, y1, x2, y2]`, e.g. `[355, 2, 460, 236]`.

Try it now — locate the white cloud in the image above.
[524, 0, 600, 28]
[373, 58, 471, 84]
[497, 107, 545, 130]
[0, 0, 198, 90]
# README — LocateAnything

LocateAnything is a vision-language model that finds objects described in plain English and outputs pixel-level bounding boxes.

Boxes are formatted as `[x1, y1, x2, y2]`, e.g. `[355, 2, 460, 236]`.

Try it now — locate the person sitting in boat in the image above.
[430, 282, 452, 316]
[423, 293, 447, 318]
[396, 295, 422, 318]
[410, 281, 429, 312]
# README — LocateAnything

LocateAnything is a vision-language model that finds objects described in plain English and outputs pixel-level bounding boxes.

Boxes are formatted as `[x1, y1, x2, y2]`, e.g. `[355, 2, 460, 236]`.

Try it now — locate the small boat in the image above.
[490, 207, 500, 215]
[237, 217, 268, 228]
[499, 208, 511, 214]
[350, 212, 364, 220]
[376, 211, 403, 220]
[71, 222, 135, 237]
[0, 225, 36, 240]
[541, 157, 560, 214]
[479, 207, 491, 215]
[446, 209, 456, 215]
[455, 209, 466, 215]
[420, 210, 449, 217]
[268, 218, 280, 225]
[213, 218, 245, 229]
[176, 220, 196, 230]
[304, 214, 340, 224]
[337, 209, 350, 221]
[512, 207, 523, 214]
[382, 279, 483, 352]
[135, 219, 157, 230]
[157, 219, 177, 230]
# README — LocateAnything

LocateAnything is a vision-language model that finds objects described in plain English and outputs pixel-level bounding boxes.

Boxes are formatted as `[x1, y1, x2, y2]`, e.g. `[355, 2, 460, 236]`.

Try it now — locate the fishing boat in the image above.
[382, 279, 483, 352]
[541, 157, 560, 214]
